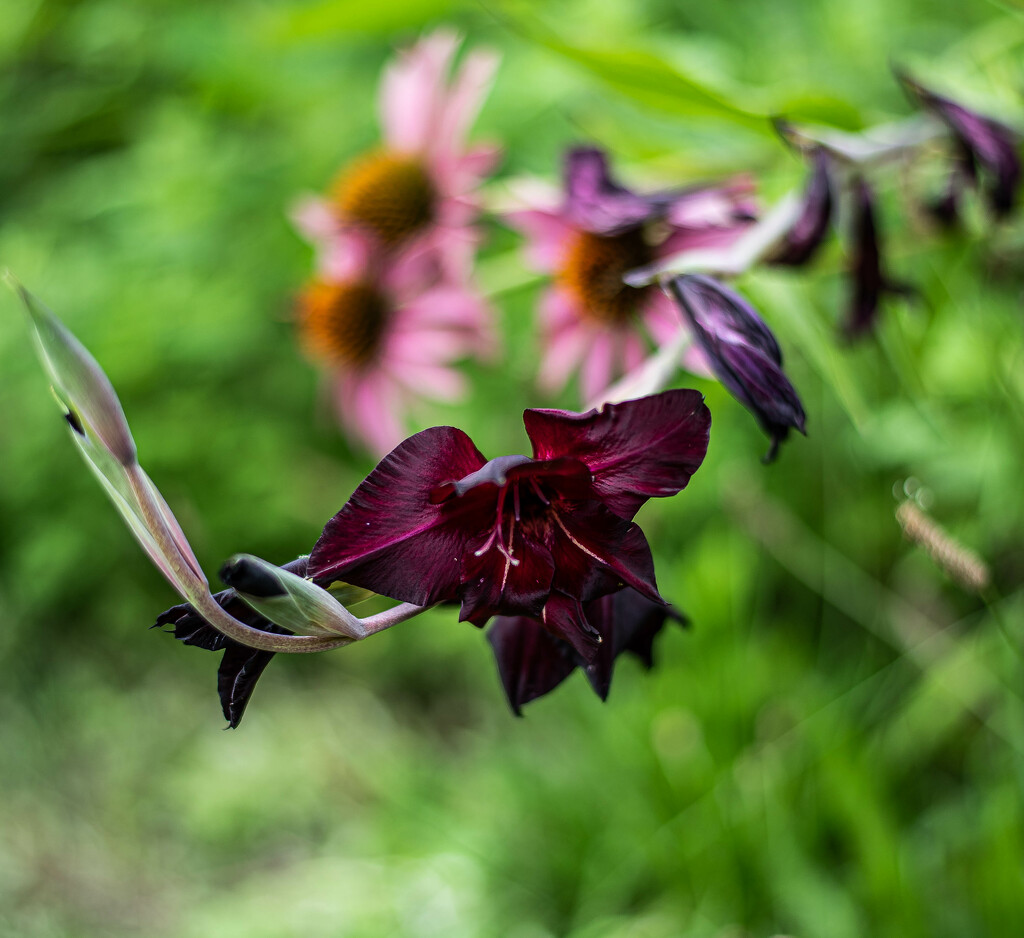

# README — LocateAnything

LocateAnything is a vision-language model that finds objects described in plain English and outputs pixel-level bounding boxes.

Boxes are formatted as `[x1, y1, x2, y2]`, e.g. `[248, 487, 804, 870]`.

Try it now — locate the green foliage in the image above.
[1, 0, 1023, 936]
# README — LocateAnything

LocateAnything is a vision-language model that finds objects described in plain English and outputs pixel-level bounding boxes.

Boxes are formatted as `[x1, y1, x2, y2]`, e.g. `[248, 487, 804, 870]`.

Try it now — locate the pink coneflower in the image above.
[293, 29, 500, 277]
[296, 230, 493, 455]
[506, 147, 756, 402]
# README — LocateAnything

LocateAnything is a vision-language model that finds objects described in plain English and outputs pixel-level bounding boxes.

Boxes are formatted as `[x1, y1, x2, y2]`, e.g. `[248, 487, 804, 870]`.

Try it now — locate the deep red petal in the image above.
[540, 592, 602, 663]
[577, 593, 616, 696]
[524, 390, 711, 520]
[307, 426, 488, 605]
[459, 528, 555, 624]
[549, 502, 662, 605]
[487, 615, 578, 715]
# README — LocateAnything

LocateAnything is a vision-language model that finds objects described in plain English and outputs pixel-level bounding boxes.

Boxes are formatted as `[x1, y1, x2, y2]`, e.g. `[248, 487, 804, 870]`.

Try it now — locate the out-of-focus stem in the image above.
[623, 191, 804, 287]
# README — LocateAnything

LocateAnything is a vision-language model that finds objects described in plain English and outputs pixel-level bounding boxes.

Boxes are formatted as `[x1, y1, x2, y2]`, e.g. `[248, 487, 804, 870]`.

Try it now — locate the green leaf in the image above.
[270, 0, 460, 42]
[523, 27, 769, 130]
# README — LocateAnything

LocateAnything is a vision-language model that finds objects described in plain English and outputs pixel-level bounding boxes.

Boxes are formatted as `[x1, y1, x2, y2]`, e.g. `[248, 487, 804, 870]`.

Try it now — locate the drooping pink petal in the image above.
[619, 331, 647, 375]
[539, 286, 582, 333]
[307, 425, 488, 603]
[336, 370, 406, 457]
[658, 220, 753, 255]
[524, 389, 711, 520]
[398, 284, 496, 358]
[580, 331, 616, 402]
[538, 318, 593, 394]
[392, 360, 467, 402]
[387, 326, 470, 365]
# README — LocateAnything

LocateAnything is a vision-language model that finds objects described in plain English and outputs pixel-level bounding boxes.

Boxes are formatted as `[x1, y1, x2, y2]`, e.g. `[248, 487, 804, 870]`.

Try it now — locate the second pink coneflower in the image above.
[506, 147, 756, 402]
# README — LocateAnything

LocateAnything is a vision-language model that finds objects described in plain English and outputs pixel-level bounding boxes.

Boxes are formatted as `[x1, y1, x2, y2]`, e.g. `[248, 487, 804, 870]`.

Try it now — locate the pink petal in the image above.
[540, 286, 583, 334]
[580, 332, 616, 402]
[445, 144, 503, 196]
[642, 290, 683, 346]
[621, 332, 646, 374]
[392, 360, 467, 402]
[380, 30, 460, 154]
[641, 291, 710, 376]
[319, 228, 375, 281]
[398, 285, 497, 359]
[429, 48, 500, 172]
[290, 195, 339, 244]
[505, 209, 574, 272]
[334, 369, 406, 457]
[387, 327, 470, 365]
[658, 222, 754, 255]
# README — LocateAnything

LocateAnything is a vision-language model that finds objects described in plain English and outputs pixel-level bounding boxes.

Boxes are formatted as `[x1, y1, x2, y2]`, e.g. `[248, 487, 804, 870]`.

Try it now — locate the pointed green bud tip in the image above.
[7, 273, 137, 466]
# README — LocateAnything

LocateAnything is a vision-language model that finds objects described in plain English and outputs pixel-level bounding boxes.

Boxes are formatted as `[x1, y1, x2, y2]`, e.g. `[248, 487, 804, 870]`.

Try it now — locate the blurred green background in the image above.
[2, 0, 1024, 935]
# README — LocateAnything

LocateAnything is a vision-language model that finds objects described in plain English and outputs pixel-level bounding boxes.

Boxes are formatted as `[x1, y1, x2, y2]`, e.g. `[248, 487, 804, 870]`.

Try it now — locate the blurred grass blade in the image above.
[270, 0, 458, 41]
[510, 18, 766, 129]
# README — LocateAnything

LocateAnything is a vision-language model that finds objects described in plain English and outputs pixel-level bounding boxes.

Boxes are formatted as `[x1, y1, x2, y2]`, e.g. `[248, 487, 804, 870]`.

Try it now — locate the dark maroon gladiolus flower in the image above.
[488, 588, 686, 714]
[307, 390, 710, 655]
[899, 72, 1021, 218]
[770, 147, 835, 266]
[844, 176, 910, 339]
[667, 274, 806, 463]
[154, 557, 307, 728]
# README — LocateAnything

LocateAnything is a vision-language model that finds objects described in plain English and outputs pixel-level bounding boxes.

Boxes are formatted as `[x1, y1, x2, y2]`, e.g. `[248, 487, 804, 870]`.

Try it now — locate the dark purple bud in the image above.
[844, 177, 911, 340]
[668, 275, 806, 462]
[153, 557, 307, 727]
[770, 147, 835, 266]
[899, 71, 1022, 218]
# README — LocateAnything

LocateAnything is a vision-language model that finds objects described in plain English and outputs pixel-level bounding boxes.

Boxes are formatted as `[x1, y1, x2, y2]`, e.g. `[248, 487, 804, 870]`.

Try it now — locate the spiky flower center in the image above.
[299, 280, 390, 369]
[559, 229, 654, 325]
[331, 152, 436, 246]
